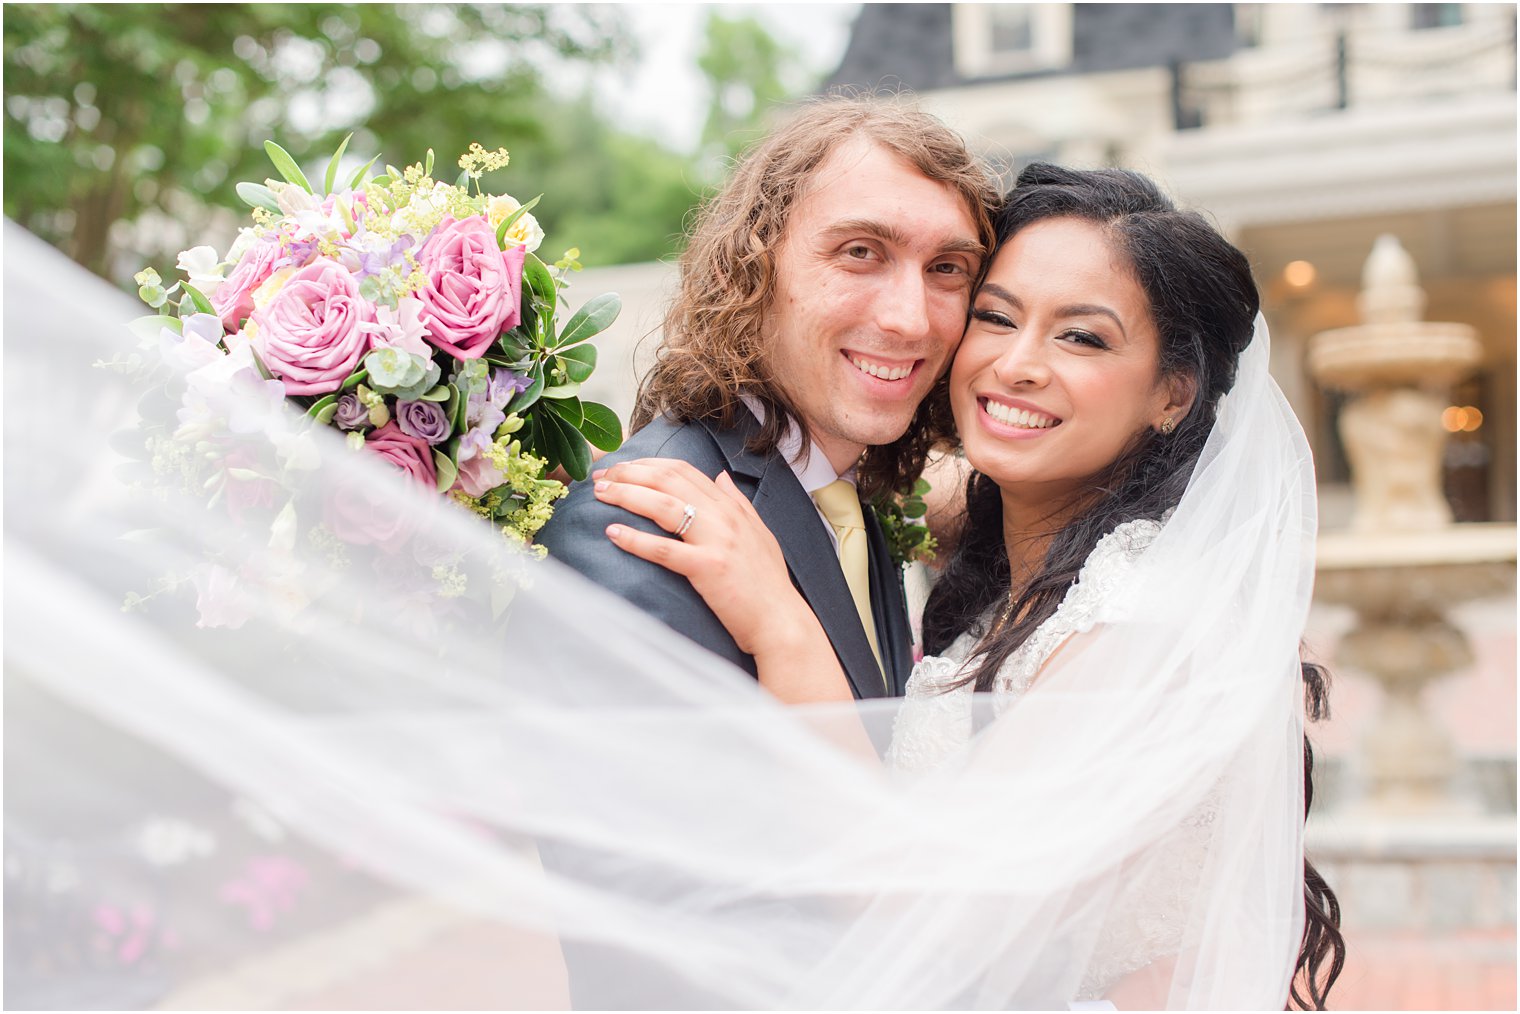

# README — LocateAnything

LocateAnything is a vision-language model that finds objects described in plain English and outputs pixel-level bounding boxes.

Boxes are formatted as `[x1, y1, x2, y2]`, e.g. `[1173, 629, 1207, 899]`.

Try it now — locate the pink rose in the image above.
[453, 453, 506, 498]
[249, 257, 374, 396]
[212, 240, 281, 330]
[325, 423, 438, 550]
[416, 216, 525, 360]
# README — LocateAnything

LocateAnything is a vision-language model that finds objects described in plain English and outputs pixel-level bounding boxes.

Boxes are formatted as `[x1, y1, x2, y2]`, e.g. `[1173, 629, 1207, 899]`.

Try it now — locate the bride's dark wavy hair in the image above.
[921, 162, 1344, 1009]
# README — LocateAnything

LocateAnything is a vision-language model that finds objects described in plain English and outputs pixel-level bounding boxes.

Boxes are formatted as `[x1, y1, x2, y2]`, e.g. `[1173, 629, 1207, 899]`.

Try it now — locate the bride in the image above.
[589, 164, 1344, 1008]
[8, 169, 1334, 1010]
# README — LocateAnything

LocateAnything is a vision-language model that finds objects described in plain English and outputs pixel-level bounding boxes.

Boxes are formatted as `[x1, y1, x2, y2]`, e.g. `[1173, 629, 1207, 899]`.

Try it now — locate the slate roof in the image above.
[825, 3, 1240, 93]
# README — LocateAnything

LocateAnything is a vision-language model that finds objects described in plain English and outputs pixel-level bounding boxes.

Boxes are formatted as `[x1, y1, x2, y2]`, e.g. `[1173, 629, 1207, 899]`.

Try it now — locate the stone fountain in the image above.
[1307, 234, 1516, 815]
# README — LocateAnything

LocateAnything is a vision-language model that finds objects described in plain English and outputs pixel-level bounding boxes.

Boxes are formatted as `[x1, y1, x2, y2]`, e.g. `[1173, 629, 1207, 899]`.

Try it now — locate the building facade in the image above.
[829, 2, 1517, 525]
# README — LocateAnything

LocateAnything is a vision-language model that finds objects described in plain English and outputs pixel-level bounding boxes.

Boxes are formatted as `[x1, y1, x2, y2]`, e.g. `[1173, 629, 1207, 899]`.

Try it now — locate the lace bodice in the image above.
[888, 516, 1212, 1001]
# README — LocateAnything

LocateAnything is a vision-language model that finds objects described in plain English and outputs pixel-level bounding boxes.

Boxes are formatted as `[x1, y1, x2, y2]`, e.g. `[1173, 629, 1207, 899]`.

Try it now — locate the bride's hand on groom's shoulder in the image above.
[592, 458, 809, 658]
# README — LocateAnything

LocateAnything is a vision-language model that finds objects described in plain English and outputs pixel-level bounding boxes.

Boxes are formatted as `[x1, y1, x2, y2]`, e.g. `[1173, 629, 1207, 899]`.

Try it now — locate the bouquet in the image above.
[116, 139, 623, 627]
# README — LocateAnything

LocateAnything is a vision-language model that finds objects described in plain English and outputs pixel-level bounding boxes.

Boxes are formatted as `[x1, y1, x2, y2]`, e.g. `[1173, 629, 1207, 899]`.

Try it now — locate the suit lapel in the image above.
[701, 417, 888, 700]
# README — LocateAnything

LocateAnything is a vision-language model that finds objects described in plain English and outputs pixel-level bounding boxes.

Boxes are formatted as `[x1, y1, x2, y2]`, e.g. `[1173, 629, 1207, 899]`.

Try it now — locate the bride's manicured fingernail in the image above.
[594, 480, 609, 493]
[592, 468, 607, 480]
[606, 524, 623, 539]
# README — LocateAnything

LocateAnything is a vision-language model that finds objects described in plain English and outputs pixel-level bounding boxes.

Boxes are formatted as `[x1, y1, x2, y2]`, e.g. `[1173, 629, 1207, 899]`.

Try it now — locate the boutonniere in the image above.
[872, 477, 937, 569]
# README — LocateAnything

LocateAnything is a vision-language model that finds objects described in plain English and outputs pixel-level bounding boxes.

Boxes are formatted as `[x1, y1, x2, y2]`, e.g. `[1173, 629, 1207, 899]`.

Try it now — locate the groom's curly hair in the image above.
[630, 94, 998, 500]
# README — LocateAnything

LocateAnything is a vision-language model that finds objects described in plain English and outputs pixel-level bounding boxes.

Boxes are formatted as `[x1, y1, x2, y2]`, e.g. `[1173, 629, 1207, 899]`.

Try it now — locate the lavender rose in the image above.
[333, 392, 371, 432]
[249, 257, 375, 396]
[395, 399, 452, 444]
[416, 216, 526, 360]
[325, 422, 438, 551]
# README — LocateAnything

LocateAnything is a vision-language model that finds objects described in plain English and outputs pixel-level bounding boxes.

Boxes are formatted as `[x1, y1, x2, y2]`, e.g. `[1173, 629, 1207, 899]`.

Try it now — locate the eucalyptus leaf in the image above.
[558, 344, 597, 383]
[556, 292, 621, 348]
[578, 401, 624, 452]
[433, 449, 459, 494]
[235, 181, 282, 213]
[264, 140, 313, 193]
[419, 385, 451, 403]
[545, 395, 584, 429]
[323, 133, 352, 194]
[913, 478, 932, 497]
[904, 500, 927, 519]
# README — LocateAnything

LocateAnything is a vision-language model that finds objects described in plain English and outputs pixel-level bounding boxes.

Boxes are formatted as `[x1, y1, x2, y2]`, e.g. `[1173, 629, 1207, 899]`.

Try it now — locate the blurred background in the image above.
[5, 3, 1515, 1009]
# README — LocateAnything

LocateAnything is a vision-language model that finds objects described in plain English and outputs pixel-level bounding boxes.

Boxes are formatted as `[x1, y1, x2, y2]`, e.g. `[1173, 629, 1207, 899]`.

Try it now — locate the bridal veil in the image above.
[5, 220, 1315, 1009]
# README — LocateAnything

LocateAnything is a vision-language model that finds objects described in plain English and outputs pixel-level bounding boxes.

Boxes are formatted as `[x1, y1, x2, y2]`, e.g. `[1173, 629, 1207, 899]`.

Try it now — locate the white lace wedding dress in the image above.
[889, 516, 1219, 1003]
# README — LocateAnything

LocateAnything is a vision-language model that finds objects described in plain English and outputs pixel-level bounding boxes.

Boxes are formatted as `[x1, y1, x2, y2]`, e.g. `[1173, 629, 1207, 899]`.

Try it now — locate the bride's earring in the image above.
[1159, 417, 1176, 435]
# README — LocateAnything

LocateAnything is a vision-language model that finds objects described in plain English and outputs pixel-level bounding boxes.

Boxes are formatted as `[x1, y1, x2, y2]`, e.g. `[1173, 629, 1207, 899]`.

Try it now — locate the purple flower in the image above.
[395, 399, 451, 444]
[334, 393, 370, 432]
[487, 368, 532, 409]
[351, 234, 416, 280]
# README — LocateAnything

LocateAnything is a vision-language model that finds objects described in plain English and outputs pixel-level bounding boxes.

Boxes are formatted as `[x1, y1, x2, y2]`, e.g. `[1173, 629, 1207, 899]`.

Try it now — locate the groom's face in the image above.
[763, 137, 982, 473]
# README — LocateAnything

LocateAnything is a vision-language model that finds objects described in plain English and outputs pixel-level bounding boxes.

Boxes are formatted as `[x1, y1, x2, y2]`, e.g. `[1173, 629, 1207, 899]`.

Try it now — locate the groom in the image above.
[539, 97, 995, 700]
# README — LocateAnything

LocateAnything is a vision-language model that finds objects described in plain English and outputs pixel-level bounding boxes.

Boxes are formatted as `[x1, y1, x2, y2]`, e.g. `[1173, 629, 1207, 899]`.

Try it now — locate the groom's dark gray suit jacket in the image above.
[537, 410, 915, 699]
[536, 411, 914, 1008]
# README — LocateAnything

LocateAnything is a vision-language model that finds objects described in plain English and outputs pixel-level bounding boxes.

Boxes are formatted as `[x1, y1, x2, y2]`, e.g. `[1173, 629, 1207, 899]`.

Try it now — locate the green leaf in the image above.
[323, 132, 352, 194]
[306, 394, 338, 420]
[180, 282, 215, 316]
[541, 381, 581, 400]
[443, 383, 462, 431]
[498, 329, 534, 362]
[578, 401, 623, 452]
[522, 255, 556, 318]
[424, 148, 435, 177]
[494, 193, 542, 249]
[313, 401, 340, 426]
[235, 181, 282, 213]
[556, 292, 621, 348]
[903, 500, 927, 519]
[128, 315, 181, 343]
[559, 344, 597, 383]
[348, 154, 381, 190]
[419, 384, 450, 403]
[433, 449, 459, 494]
[507, 364, 545, 415]
[541, 409, 592, 482]
[340, 369, 368, 391]
[385, 164, 403, 181]
[249, 345, 274, 382]
[456, 169, 470, 189]
[545, 395, 583, 428]
[264, 140, 313, 193]
[913, 478, 932, 497]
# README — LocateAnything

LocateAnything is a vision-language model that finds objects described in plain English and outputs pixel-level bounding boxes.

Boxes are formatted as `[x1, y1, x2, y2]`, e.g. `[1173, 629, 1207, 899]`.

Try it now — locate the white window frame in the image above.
[953, 4, 1074, 79]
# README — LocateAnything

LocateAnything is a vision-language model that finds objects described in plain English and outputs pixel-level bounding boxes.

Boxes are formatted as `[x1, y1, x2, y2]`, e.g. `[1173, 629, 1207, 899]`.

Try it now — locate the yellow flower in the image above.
[486, 194, 544, 253]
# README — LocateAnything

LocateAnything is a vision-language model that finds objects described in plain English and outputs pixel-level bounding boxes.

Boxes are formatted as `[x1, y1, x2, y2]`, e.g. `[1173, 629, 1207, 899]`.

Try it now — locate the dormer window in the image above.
[953, 3, 1074, 78]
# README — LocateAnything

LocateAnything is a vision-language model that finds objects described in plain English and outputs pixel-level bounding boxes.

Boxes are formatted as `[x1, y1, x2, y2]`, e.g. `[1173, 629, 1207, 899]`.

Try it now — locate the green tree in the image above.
[508, 94, 701, 268]
[695, 11, 806, 163]
[3, 3, 627, 282]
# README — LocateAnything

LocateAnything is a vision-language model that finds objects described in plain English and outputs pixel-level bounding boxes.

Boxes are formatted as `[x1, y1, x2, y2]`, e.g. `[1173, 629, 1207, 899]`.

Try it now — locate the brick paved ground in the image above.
[1328, 927, 1517, 1011]
[1304, 594, 1516, 1012]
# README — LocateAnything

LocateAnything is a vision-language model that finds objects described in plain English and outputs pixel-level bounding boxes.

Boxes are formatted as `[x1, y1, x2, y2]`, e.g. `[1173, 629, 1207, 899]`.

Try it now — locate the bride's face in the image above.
[949, 217, 1185, 502]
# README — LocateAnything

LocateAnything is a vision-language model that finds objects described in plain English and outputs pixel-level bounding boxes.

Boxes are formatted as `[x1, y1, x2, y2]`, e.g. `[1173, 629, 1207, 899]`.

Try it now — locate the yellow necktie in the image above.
[812, 479, 885, 688]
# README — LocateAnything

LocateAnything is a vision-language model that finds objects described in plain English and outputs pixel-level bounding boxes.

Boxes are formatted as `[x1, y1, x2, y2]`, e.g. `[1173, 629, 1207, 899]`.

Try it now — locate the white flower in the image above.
[177, 245, 226, 292]
[487, 194, 543, 253]
[273, 180, 319, 216]
[159, 314, 225, 374]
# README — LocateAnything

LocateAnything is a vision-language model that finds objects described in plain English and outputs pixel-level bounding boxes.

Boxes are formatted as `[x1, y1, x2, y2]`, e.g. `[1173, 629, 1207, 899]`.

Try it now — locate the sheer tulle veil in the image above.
[5, 219, 1315, 1009]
